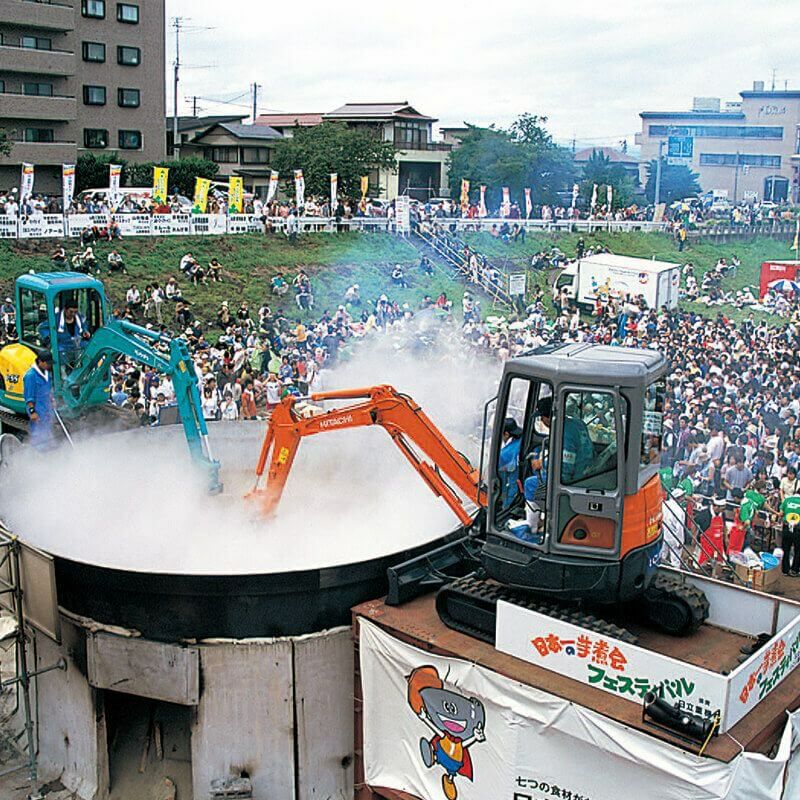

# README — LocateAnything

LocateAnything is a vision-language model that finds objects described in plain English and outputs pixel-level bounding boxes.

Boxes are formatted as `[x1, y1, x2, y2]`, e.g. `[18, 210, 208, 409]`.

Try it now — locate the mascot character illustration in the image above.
[407, 665, 486, 800]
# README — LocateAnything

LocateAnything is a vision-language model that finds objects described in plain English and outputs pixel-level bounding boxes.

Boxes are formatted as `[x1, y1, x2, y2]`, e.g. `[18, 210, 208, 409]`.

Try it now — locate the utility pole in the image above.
[654, 140, 664, 207]
[188, 95, 199, 117]
[172, 17, 183, 159]
[251, 82, 261, 124]
[733, 151, 740, 204]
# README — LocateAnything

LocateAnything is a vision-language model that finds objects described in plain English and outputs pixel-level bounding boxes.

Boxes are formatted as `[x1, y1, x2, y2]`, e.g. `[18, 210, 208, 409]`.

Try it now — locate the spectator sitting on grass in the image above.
[165, 277, 183, 302]
[208, 258, 223, 282]
[271, 272, 289, 296]
[107, 249, 126, 274]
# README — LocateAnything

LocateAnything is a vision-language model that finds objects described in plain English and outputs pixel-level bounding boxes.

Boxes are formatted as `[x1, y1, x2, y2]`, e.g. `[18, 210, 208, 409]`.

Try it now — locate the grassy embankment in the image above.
[462, 229, 796, 321]
[0, 229, 794, 326]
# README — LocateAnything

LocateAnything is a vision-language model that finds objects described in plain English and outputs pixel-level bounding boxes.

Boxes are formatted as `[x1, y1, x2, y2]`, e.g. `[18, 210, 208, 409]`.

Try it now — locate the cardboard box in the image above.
[734, 562, 780, 592]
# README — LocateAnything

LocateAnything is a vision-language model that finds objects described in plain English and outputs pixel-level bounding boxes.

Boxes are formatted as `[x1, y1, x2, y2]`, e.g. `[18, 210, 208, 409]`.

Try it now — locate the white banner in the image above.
[501, 187, 510, 218]
[18, 214, 65, 239]
[360, 618, 795, 800]
[114, 214, 152, 237]
[479, 185, 487, 218]
[294, 169, 305, 208]
[66, 213, 111, 236]
[266, 170, 279, 204]
[524, 187, 532, 219]
[190, 214, 228, 235]
[227, 213, 262, 235]
[109, 164, 122, 207]
[726, 611, 800, 730]
[0, 217, 17, 238]
[496, 600, 728, 725]
[151, 214, 191, 236]
[330, 173, 338, 210]
[607, 184, 613, 209]
[62, 164, 75, 210]
[508, 273, 526, 296]
[591, 183, 598, 209]
[572, 182, 580, 209]
[20, 163, 34, 202]
[394, 195, 410, 235]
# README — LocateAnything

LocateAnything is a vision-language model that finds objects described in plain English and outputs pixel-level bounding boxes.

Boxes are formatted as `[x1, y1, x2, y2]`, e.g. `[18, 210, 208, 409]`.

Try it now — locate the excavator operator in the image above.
[39, 295, 91, 370]
[536, 395, 593, 484]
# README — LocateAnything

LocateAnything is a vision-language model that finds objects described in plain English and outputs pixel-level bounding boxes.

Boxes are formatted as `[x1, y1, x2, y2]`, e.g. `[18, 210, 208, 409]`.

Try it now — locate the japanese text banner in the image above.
[359, 618, 792, 800]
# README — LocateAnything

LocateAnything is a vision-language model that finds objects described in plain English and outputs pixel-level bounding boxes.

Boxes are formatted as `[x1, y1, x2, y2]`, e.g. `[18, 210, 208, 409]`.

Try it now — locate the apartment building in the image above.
[638, 81, 800, 203]
[0, 0, 165, 193]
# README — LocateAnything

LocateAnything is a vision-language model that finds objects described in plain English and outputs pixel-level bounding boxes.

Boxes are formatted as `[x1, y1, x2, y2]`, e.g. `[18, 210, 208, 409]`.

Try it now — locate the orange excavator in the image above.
[247, 344, 709, 642]
[247, 384, 486, 526]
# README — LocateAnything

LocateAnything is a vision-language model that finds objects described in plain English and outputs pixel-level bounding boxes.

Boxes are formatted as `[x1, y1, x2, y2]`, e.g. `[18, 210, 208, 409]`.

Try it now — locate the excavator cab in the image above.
[1, 272, 109, 415]
[482, 343, 668, 605]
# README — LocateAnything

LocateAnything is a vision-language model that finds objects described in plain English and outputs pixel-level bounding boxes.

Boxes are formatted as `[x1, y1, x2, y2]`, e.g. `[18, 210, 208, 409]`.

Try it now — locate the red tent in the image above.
[760, 261, 800, 298]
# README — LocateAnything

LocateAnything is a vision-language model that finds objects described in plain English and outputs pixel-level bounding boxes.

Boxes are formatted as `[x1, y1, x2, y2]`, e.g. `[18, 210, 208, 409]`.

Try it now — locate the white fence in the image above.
[3, 213, 394, 239]
[445, 218, 670, 233]
[0, 213, 671, 240]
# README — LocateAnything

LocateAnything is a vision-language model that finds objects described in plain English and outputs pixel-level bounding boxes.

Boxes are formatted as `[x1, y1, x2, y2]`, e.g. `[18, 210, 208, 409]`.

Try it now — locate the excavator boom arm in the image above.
[62, 319, 221, 492]
[249, 385, 486, 525]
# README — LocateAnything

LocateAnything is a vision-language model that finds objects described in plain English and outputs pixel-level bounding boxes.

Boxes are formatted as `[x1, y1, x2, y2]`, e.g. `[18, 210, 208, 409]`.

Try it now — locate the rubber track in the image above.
[643, 572, 710, 635]
[436, 575, 639, 646]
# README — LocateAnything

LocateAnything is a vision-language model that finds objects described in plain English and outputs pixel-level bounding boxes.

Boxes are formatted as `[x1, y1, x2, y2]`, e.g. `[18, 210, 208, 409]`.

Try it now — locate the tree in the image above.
[644, 159, 701, 205]
[0, 129, 12, 157]
[76, 153, 124, 193]
[447, 115, 574, 209]
[580, 149, 636, 208]
[76, 153, 218, 196]
[271, 121, 397, 198]
[126, 158, 218, 196]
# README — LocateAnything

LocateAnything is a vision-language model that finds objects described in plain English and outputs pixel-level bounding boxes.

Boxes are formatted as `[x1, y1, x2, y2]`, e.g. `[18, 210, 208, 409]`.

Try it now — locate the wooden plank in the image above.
[294, 628, 354, 800]
[87, 633, 199, 705]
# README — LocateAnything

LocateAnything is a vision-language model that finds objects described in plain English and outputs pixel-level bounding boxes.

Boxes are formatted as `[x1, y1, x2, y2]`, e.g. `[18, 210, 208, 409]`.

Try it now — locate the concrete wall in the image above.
[34, 622, 108, 799]
[192, 639, 296, 800]
[191, 628, 354, 800]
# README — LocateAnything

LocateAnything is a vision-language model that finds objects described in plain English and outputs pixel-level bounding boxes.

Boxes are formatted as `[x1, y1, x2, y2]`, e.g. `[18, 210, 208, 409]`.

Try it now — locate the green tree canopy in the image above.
[644, 159, 701, 205]
[447, 114, 574, 208]
[579, 149, 636, 208]
[0, 129, 12, 158]
[76, 153, 218, 196]
[271, 121, 397, 198]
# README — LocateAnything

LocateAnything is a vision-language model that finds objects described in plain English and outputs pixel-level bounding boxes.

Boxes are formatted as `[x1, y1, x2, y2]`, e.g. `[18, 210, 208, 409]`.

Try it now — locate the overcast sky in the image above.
[168, 0, 798, 147]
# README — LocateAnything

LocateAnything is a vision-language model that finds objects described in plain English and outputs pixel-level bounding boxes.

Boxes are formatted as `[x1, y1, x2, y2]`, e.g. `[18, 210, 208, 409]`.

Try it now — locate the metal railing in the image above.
[413, 224, 514, 308]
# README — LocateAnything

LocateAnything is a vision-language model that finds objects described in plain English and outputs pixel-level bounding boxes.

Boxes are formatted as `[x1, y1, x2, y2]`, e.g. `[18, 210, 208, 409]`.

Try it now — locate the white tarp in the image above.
[359, 618, 797, 800]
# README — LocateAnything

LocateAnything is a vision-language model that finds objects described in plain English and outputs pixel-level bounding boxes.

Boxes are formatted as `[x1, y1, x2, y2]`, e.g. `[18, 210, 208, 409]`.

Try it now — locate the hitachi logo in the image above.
[318, 414, 353, 429]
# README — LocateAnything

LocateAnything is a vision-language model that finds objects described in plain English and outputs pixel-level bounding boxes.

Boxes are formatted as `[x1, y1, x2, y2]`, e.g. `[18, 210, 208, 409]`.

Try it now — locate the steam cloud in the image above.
[0, 323, 499, 575]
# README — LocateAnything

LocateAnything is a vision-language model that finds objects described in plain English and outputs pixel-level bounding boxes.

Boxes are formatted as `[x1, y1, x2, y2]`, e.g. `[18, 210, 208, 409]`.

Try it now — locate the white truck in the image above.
[554, 253, 681, 310]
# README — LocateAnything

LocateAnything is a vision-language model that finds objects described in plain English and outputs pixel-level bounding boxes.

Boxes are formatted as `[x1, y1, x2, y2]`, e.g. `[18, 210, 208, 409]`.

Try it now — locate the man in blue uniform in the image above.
[536, 395, 593, 484]
[498, 418, 523, 508]
[23, 349, 55, 449]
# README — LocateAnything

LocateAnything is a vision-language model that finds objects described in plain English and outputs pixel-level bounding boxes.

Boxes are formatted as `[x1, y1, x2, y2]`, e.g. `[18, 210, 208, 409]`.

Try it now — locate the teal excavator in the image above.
[0, 271, 221, 492]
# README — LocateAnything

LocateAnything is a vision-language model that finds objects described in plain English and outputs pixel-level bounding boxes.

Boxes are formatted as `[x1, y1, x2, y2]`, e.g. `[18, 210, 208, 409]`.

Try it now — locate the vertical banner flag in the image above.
[607, 184, 613, 210]
[109, 164, 122, 207]
[501, 187, 511, 218]
[524, 187, 532, 219]
[228, 176, 244, 213]
[62, 164, 75, 209]
[590, 183, 598, 210]
[294, 169, 305, 208]
[571, 183, 579, 209]
[479, 185, 487, 218]
[266, 170, 279, 204]
[152, 166, 169, 206]
[792, 217, 799, 254]
[360, 175, 369, 212]
[192, 177, 211, 213]
[330, 173, 338, 211]
[460, 179, 470, 215]
[20, 163, 34, 202]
